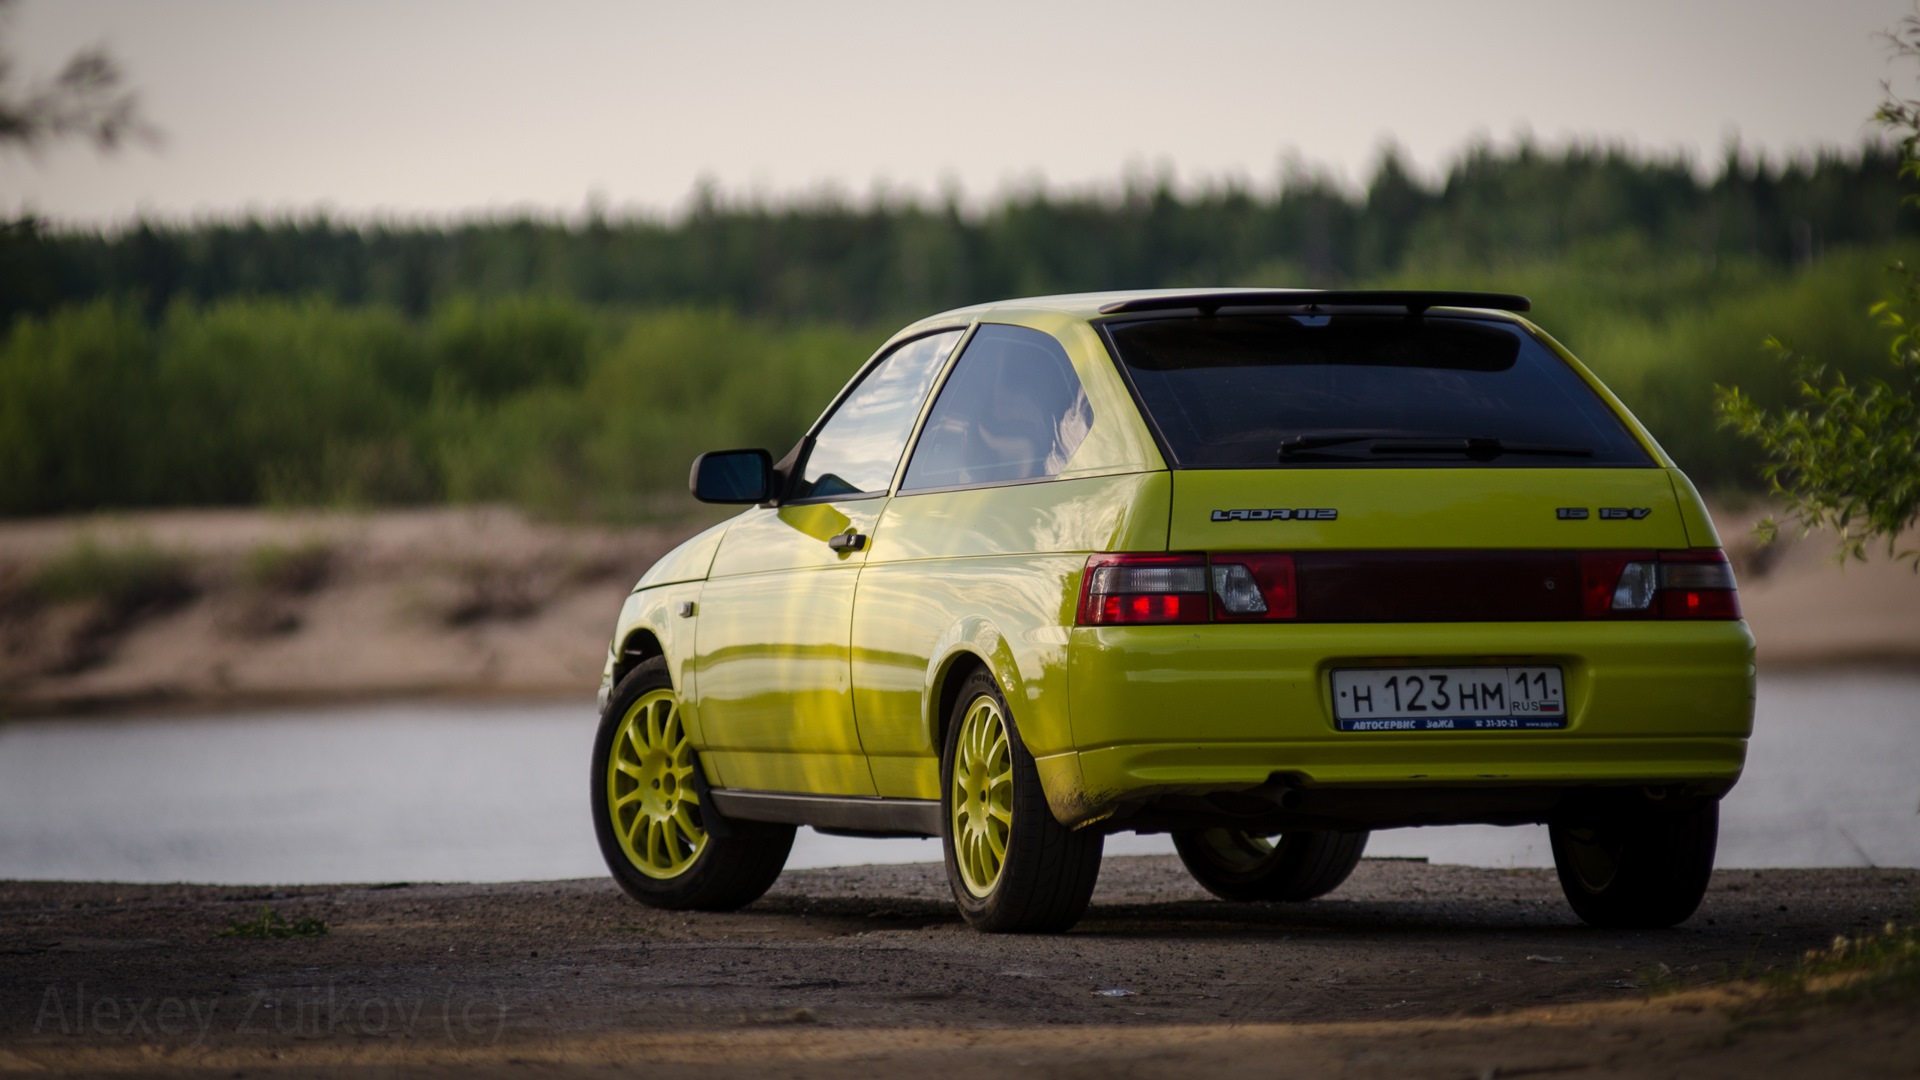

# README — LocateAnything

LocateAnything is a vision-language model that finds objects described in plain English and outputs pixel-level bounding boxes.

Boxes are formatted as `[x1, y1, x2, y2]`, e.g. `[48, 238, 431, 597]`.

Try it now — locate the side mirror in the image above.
[689, 448, 773, 504]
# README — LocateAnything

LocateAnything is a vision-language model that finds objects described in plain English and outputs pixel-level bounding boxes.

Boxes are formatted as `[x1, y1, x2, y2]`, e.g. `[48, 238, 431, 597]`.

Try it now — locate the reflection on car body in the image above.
[590, 289, 1755, 933]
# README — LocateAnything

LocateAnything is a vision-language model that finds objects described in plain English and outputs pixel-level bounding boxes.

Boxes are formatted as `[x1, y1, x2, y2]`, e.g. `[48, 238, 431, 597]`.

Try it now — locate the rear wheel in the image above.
[1173, 828, 1369, 902]
[941, 668, 1103, 932]
[1550, 802, 1717, 929]
[591, 658, 794, 911]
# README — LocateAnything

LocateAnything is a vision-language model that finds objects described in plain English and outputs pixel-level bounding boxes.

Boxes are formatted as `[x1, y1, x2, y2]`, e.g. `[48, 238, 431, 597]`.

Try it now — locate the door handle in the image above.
[827, 531, 867, 552]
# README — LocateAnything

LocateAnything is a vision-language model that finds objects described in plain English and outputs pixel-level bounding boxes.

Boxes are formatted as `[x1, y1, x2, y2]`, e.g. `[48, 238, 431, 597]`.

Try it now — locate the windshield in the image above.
[1101, 314, 1652, 468]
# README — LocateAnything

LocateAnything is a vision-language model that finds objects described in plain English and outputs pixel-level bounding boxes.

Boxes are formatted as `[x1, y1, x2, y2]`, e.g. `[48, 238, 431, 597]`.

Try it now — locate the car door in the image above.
[691, 329, 963, 795]
[853, 322, 1139, 800]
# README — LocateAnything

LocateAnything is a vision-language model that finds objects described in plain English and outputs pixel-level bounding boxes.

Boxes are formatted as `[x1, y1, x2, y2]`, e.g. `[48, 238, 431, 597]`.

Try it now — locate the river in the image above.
[1, 673, 1914, 884]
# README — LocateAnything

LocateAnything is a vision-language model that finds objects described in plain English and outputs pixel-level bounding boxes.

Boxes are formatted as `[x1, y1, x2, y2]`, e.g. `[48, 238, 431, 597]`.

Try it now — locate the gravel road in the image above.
[3, 856, 1915, 1076]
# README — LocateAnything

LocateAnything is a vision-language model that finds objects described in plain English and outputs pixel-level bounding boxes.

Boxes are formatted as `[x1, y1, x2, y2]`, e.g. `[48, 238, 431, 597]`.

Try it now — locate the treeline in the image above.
[1, 243, 1910, 518]
[3, 140, 1914, 325]
[0, 299, 868, 519]
[3, 139, 1914, 519]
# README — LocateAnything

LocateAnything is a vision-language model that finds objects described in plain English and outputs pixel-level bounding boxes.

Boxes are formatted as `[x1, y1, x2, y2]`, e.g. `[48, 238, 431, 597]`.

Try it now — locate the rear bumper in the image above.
[1043, 619, 1755, 827]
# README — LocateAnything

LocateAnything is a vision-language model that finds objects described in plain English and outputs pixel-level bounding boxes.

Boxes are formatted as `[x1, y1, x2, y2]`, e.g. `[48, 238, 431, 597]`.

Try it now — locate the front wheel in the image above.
[591, 657, 794, 911]
[941, 668, 1103, 932]
[1172, 828, 1369, 902]
[1549, 802, 1718, 929]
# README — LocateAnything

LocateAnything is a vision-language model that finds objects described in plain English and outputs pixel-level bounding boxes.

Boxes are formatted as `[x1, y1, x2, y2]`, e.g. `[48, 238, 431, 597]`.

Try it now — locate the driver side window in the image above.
[790, 330, 962, 501]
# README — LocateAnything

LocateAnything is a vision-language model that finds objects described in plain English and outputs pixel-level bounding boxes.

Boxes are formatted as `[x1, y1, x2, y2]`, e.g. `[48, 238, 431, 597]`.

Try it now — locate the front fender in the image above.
[598, 582, 706, 740]
[634, 518, 731, 591]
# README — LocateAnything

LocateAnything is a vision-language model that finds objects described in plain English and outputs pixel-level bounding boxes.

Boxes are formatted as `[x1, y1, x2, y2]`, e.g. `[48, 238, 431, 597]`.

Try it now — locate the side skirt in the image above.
[707, 790, 943, 839]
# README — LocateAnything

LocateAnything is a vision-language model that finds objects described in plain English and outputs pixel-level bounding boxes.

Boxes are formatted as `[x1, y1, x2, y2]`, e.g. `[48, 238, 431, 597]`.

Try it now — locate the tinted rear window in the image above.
[1102, 315, 1651, 468]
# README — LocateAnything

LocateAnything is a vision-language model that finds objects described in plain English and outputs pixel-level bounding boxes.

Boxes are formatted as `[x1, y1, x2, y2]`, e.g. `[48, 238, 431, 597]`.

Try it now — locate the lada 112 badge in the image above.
[1210, 508, 1338, 521]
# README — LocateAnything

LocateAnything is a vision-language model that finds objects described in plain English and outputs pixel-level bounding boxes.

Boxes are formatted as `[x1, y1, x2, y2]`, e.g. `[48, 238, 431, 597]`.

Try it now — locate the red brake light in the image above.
[1656, 550, 1742, 619]
[1077, 554, 1211, 625]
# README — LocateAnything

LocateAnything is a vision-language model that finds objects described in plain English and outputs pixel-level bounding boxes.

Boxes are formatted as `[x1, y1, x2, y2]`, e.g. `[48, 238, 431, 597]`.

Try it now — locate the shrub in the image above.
[29, 534, 195, 616]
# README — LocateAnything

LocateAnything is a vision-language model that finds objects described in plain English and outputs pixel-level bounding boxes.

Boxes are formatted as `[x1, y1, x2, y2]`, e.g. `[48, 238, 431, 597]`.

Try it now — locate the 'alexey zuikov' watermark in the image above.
[34, 982, 507, 1045]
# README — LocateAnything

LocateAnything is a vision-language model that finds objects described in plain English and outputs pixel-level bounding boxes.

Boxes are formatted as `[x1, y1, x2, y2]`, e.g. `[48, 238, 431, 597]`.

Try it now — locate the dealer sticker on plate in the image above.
[1331, 666, 1566, 731]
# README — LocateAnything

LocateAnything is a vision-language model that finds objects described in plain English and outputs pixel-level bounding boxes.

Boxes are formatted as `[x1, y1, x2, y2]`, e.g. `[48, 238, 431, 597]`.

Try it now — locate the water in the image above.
[0, 674, 1914, 885]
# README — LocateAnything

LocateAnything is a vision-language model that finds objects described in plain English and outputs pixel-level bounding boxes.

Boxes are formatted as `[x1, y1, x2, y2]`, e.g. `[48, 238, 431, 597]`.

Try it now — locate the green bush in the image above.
[428, 307, 872, 519]
[428, 294, 592, 400]
[1579, 247, 1916, 489]
[29, 534, 195, 614]
[154, 298, 424, 506]
[0, 302, 160, 515]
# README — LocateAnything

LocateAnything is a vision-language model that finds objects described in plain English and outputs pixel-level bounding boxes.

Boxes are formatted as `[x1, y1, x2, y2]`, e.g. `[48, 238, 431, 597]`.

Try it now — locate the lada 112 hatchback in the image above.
[590, 289, 1754, 933]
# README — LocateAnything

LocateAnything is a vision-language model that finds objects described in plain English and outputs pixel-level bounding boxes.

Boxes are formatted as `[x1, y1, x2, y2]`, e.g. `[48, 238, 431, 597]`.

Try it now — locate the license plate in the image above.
[1330, 666, 1567, 731]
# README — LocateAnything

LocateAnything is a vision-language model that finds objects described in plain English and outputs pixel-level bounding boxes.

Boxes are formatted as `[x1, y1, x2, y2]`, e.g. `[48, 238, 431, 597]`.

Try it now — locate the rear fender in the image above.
[921, 617, 1025, 754]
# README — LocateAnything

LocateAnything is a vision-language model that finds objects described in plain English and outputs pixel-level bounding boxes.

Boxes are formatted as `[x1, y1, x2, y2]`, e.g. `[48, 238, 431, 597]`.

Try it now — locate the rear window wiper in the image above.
[1277, 433, 1391, 455]
[1279, 435, 1593, 460]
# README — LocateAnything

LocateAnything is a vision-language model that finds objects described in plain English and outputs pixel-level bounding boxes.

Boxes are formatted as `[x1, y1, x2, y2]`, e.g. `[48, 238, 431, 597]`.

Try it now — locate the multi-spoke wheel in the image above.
[591, 657, 792, 910]
[1550, 801, 1717, 928]
[950, 692, 1014, 896]
[1172, 828, 1369, 902]
[607, 684, 705, 878]
[939, 667, 1102, 932]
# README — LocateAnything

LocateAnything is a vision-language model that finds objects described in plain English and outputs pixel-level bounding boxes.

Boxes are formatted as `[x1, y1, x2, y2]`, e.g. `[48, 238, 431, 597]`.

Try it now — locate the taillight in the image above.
[1209, 554, 1298, 621]
[1655, 550, 1742, 618]
[1079, 549, 1741, 626]
[1579, 551, 1655, 617]
[1578, 549, 1740, 620]
[1078, 553, 1298, 625]
[1077, 554, 1210, 625]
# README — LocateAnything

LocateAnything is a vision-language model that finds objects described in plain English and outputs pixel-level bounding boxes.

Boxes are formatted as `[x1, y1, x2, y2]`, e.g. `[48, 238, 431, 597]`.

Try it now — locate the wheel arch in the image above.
[929, 651, 989, 765]
[613, 626, 665, 690]
[921, 617, 1027, 759]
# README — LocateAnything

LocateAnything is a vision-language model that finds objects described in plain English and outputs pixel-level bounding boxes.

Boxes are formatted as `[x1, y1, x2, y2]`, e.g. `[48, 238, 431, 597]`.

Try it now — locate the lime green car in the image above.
[590, 289, 1753, 933]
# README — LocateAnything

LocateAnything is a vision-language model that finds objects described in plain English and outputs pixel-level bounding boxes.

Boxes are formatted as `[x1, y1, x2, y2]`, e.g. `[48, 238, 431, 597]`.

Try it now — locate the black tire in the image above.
[1549, 801, 1718, 929]
[940, 668, 1103, 933]
[1172, 828, 1369, 902]
[591, 657, 794, 911]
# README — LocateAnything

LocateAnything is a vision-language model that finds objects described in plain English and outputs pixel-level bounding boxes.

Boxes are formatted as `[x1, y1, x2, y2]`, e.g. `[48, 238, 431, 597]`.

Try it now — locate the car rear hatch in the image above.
[1073, 303, 1748, 753]
[1097, 304, 1720, 623]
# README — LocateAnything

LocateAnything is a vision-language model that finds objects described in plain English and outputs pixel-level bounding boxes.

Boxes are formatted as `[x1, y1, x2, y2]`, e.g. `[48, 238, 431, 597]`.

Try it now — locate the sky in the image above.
[0, 0, 1911, 224]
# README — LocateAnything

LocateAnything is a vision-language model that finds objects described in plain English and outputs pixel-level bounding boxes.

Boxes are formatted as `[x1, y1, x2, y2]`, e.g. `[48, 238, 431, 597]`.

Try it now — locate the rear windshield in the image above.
[1101, 314, 1652, 468]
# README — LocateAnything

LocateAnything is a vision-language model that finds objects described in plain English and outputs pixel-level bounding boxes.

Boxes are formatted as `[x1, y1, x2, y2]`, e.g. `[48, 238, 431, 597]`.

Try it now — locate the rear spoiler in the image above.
[1097, 290, 1531, 316]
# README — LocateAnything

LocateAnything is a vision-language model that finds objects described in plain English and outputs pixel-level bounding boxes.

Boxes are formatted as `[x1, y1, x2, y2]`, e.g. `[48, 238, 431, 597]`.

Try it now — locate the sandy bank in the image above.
[0, 504, 1915, 718]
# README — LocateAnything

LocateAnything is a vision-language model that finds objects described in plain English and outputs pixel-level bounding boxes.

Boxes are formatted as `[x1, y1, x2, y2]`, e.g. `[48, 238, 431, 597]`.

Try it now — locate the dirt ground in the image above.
[0, 503, 1916, 718]
[2, 856, 1915, 1077]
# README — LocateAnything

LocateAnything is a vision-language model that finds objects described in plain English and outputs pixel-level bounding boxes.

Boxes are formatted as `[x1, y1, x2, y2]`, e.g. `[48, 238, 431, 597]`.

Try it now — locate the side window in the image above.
[900, 324, 1094, 491]
[791, 330, 962, 500]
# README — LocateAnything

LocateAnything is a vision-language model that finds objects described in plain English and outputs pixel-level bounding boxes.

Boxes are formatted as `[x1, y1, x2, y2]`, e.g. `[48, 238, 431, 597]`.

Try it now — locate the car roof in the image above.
[907, 288, 1533, 328]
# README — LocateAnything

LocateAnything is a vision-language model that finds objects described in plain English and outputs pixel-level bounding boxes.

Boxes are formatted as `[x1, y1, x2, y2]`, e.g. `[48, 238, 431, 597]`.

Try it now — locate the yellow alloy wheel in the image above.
[606, 688, 706, 879]
[951, 693, 1015, 897]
